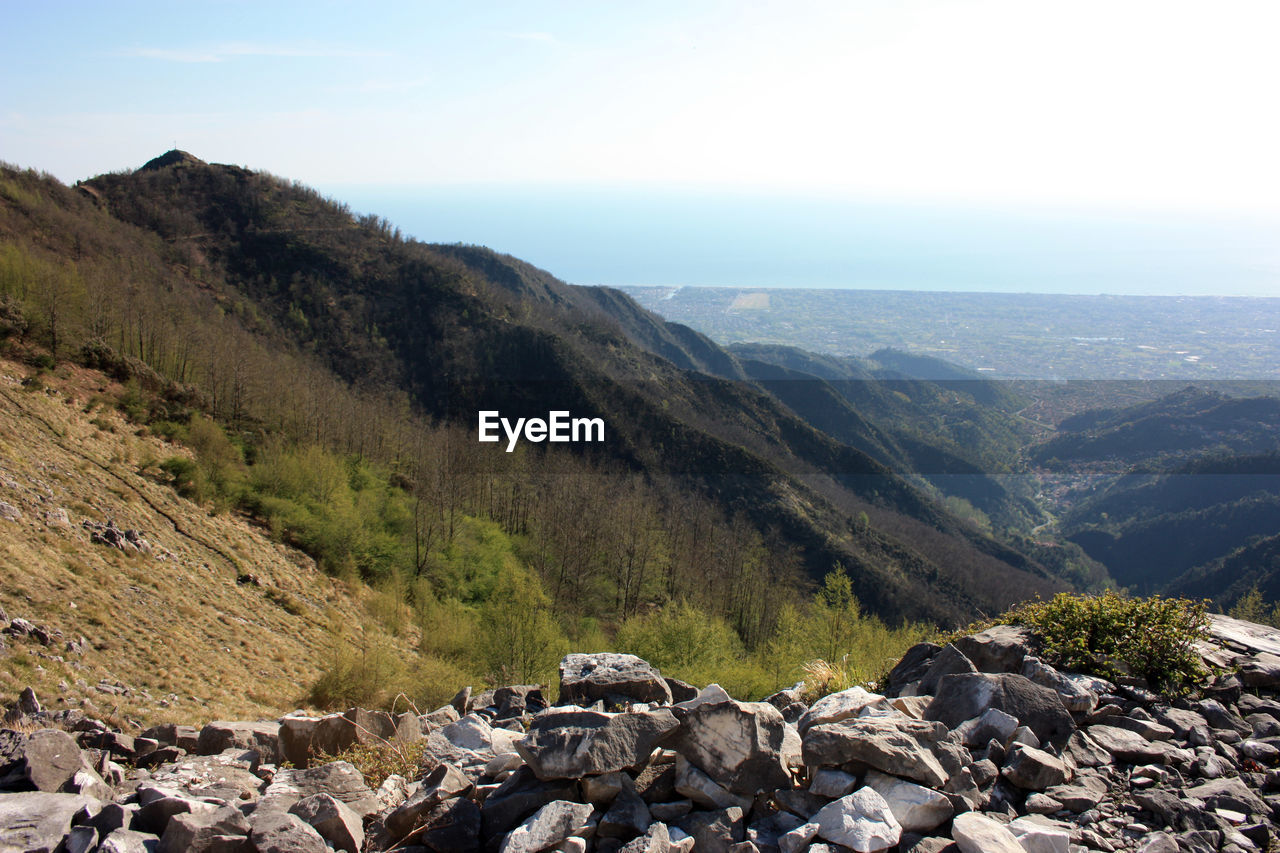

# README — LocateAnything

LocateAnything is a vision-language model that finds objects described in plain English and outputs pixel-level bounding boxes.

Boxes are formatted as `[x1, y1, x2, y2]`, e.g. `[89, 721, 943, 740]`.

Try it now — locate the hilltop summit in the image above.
[136, 149, 205, 173]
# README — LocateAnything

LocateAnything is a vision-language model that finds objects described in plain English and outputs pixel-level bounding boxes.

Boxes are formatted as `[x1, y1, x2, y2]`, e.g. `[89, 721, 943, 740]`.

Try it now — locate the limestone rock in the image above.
[809, 767, 858, 799]
[796, 687, 888, 735]
[952, 625, 1032, 674]
[98, 828, 162, 853]
[810, 787, 902, 852]
[517, 707, 678, 779]
[1086, 725, 1166, 764]
[248, 811, 329, 853]
[156, 804, 251, 852]
[666, 698, 791, 795]
[863, 770, 954, 833]
[950, 811, 1026, 853]
[383, 762, 472, 840]
[918, 644, 978, 695]
[195, 720, 281, 763]
[559, 653, 672, 707]
[802, 716, 951, 788]
[0, 792, 100, 853]
[676, 806, 746, 853]
[288, 792, 364, 853]
[0, 729, 96, 793]
[925, 673, 1075, 744]
[481, 766, 580, 844]
[954, 707, 1019, 748]
[500, 800, 595, 853]
[258, 760, 382, 818]
[1001, 743, 1069, 791]
[673, 753, 752, 810]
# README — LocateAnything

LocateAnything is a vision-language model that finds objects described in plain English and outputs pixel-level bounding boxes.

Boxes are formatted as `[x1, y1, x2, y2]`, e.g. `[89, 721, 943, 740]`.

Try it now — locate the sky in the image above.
[3, 1, 1280, 293]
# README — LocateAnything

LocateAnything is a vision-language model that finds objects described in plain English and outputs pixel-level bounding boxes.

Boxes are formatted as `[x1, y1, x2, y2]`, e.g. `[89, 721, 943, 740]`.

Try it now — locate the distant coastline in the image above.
[620, 286, 1280, 381]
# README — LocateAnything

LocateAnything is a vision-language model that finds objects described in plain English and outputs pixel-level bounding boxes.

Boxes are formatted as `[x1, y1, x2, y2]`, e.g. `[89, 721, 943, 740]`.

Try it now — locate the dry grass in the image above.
[0, 356, 418, 728]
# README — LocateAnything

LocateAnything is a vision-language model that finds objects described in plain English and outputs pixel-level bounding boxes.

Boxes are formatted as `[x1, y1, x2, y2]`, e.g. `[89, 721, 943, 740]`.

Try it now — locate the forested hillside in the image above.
[0, 152, 1081, 703]
[1037, 388, 1280, 607]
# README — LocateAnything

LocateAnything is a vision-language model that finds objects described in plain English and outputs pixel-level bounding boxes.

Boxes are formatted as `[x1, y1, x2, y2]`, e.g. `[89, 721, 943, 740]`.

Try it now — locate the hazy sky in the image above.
[6, 0, 1280, 214]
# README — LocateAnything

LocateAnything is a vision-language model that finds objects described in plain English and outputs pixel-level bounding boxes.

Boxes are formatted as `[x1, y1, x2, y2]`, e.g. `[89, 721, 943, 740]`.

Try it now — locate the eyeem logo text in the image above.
[478, 410, 605, 452]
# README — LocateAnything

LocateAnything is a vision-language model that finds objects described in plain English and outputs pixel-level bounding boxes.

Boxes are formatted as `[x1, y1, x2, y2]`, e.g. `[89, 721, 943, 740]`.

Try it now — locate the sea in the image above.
[317, 184, 1279, 298]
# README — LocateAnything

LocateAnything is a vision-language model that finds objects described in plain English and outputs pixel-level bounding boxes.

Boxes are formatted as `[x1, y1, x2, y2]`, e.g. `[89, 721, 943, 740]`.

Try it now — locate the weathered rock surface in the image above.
[559, 653, 673, 707]
[803, 716, 952, 788]
[7, 620, 1280, 853]
[925, 672, 1075, 743]
[517, 707, 678, 779]
[666, 699, 791, 795]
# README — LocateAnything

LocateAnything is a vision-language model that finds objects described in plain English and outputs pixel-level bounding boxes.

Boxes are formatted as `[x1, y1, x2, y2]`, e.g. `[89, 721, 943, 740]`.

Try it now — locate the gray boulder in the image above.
[810, 787, 901, 852]
[195, 721, 281, 763]
[954, 708, 1018, 748]
[673, 754, 752, 810]
[307, 708, 422, 760]
[0, 792, 100, 853]
[796, 687, 888, 736]
[925, 673, 1075, 744]
[248, 811, 329, 853]
[288, 793, 364, 853]
[599, 788, 651, 838]
[676, 806, 746, 853]
[480, 766, 580, 844]
[802, 716, 951, 788]
[156, 805, 250, 852]
[918, 644, 977, 695]
[1085, 725, 1166, 764]
[500, 800, 595, 853]
[516, 707, 678, 779]
[1001, 743, 1069, 791]
[952, 625, 1033, 674]
[257, 760, 382, 818]
[0, 729, 95, 793]
[98, 829, 161, 853]
[862, 771, 953, 834]
[559, 653, 672, 706]
[383, 762, 472, 840]
[667, 699, 792, 795]
[950, 811, 1026, 853]
[405, 796, 483, 852]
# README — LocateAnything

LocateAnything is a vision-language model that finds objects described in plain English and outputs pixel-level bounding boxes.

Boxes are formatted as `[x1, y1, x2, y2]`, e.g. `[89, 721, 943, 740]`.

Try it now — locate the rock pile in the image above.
[3, 617, 1280, 852]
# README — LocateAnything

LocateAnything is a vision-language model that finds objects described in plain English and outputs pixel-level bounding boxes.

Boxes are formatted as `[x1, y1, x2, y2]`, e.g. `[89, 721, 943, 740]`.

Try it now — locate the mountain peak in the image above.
[136, 149, 205, 173]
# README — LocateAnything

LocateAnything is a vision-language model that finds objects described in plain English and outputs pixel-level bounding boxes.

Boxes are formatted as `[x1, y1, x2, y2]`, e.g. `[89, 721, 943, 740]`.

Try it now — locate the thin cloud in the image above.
[123, 42, 389, 63]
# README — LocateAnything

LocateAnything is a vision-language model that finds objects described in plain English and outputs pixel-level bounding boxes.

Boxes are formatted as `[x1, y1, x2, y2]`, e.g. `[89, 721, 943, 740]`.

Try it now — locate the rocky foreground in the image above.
[4, 616, 1280, 853]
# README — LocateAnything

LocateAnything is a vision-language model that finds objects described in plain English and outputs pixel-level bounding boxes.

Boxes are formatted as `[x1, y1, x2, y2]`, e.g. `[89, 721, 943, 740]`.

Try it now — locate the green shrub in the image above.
[476, 570, 568, 687]
[1006, 591, 1210, 692]
[615, 601, 744, 688]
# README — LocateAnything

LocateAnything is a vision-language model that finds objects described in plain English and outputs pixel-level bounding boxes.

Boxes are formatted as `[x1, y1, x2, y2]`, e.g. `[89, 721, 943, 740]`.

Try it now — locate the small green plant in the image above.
[315, 737, 428, 788]
[1005, 590, 1210, 692]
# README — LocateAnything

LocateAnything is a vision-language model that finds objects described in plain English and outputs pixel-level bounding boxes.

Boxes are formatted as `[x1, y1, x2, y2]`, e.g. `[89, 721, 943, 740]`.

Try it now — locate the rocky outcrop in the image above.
[5, 624, 1280, 852]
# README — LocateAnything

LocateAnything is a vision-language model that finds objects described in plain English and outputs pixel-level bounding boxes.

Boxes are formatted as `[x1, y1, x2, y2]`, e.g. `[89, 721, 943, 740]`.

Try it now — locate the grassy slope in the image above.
[0, 355, 414, 726]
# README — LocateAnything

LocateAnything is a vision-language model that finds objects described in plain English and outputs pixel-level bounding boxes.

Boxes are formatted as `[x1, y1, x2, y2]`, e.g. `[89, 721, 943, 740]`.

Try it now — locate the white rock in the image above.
[674, 683, 732, 710]
[797, 687, 888, 734]
[810, 768, 858, 799]
[863, 770, 954, 833]
[779, 822, 820, 853]
[952, 812, 1026, 853]
[1008, 817, 1071, 853]
[500, 800, 596, 853]
[441, 715, 496, 752]
[811, 787, 902, 853]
